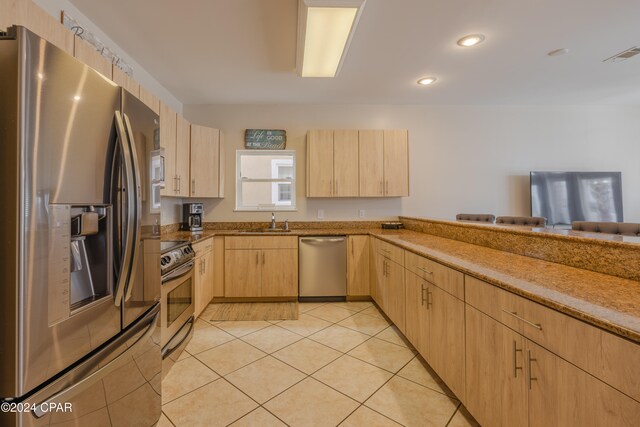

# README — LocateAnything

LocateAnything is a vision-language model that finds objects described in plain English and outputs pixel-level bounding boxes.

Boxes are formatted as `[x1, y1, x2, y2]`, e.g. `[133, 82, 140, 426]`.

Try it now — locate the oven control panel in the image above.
[160, 243, 194, 276]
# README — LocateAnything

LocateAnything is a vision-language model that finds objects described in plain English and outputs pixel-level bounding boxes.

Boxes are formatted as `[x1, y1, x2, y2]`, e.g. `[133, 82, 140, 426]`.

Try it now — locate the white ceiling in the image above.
[69, 0, 640, 105]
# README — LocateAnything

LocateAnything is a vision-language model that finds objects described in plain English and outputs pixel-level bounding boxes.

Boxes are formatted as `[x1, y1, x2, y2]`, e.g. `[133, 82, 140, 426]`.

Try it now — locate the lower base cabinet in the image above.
[466, 305, 640, 427]
[193, 241, 214, 317]
[224, 236, 298, 298]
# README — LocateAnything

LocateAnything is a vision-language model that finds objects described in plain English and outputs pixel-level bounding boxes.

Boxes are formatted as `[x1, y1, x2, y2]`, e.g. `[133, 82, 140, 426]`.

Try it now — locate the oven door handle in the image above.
[162, 261, 195, 283]
[162, 315, 194, 360]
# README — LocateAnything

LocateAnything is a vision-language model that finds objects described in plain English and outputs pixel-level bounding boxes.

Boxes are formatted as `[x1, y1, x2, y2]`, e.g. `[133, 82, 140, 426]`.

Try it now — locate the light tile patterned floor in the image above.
[161, 302, 479, 427]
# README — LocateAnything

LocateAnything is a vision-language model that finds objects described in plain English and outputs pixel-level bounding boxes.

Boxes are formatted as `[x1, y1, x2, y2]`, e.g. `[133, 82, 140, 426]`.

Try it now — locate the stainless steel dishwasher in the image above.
[299, 236, 347, 301]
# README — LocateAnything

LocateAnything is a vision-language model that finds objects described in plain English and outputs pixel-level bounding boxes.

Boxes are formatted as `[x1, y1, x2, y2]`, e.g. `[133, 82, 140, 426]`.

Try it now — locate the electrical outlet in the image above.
[317, 209, 324, 219]
[359, 209, 366, 218]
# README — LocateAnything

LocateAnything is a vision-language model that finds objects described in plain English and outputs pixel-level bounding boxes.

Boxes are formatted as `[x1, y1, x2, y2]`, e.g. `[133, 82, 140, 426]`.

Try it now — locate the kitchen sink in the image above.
[238, 228, 292, 234]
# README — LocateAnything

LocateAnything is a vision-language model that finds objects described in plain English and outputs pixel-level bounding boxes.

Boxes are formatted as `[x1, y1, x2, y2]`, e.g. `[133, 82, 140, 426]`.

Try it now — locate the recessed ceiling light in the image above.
[548, 48, 570, 57]
[457, 34, 485, 47]
[417, 77, 437, 86]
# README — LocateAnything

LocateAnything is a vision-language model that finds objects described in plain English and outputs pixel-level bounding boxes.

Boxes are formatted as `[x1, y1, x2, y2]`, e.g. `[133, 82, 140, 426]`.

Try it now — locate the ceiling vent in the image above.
[603, 47, 640, 63]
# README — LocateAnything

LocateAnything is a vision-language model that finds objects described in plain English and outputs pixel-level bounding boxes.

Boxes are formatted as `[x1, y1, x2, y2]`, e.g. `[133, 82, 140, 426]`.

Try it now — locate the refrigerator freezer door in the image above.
[0, 27, 122, 398]
[8, 304, 161, 427]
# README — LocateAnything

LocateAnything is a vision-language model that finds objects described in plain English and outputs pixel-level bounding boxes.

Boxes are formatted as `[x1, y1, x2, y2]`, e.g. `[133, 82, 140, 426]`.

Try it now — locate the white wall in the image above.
[34, 0, 182, 112]
[183, 104, 640, 223]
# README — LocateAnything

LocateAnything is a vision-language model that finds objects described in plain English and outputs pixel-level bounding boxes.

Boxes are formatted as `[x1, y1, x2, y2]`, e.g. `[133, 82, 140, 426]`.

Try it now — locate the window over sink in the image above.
[235, 150, 297, 211]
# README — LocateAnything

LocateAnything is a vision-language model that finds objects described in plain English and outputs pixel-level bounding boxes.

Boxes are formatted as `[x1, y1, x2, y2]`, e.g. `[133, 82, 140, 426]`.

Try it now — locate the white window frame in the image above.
[235, 150, 297, 211]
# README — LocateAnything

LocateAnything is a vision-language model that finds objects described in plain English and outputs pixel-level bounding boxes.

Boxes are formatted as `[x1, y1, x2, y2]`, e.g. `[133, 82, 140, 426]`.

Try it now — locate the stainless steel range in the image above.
[160, 241, 195, 378]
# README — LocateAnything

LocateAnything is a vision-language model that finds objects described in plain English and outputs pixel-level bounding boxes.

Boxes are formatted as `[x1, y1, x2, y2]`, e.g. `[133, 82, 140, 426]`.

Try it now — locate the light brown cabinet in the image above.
[347, 235, 369, 296]
[404, 263, 465, 398]
[371, 238, 405, 330]
[74, 36, 112, 79]
[159, 102, 178, 197]
[24, 2, 74, 55]
[190, 124, 223, 198]
[465, 277, 640, 427]
[383, 130, 409, 196]
[139, 85, 160, 115]
[0, 0, 28, 29]
[112, 65, 139, 97]
[465, 305, 527, 427]
[193, 242, 214, 318]
[224, 237, 297, 298]
[175, 115, 191, 197]
[307, 129, 359, 197]
[358, 130, 385, 196]
[359, 129, 409, 197]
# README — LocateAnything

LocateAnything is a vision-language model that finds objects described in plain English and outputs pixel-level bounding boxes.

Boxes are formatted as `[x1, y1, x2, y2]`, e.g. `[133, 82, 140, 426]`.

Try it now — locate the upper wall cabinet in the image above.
[359, 129, 409, 197]
[139, 85, 160, 115]
[18, 2, 74, 55]
[112, 65, 140, 97]
[190, 124, 224, 198]
[160, 102, 179, 197]
[74, 36, 112, 79]
[307, 129, 359, 197]
[308, 129, 409, 198]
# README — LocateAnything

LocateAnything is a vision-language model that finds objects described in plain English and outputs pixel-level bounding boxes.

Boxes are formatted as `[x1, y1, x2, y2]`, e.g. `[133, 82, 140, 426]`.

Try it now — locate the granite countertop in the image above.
[162, 226, 640, 343]
[370, 230, 640, 344]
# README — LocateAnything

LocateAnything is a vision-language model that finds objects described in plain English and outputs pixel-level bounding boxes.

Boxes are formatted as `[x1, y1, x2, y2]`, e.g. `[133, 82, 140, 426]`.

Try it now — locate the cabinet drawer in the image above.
[225, 236, 298, 250]
[405, 250, 464, 299]
[192, 237, 213, 255]
[376, 239, 404, 266]
[465, 275, 527, 333]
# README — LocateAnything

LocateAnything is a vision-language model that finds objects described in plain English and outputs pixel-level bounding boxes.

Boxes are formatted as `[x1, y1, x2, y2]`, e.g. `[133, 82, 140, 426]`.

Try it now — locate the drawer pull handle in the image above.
[501, 310, 542, 330]
[527, 349, 537, 390]
[417, 266, 433, 275]
[421, 284, 427, 306]
[513, 340, 523, 378]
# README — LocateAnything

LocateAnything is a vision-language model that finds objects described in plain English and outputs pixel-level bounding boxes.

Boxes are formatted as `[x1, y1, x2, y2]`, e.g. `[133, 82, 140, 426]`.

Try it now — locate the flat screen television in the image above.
[530, 171, 623, 226]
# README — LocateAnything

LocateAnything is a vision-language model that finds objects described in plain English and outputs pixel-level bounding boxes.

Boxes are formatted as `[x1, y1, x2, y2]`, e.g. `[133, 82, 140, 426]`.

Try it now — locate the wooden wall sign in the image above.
[245, 129, 287, 149]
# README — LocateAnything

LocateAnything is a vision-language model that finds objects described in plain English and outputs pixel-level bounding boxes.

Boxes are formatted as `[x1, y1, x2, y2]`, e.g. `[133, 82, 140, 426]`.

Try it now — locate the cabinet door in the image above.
[194, 256, 205, 317]
[262, 249, 298, 297]
[385, 260, 405, 333]
[224, 250, 261, 297]
[0, 0, 28, 28]
[383, 130, 409, 196]
[307, 130, 334, 197]
[175, 115, 191, 197]
[26, 3, 74, 54]
[139, 85, 160, 115]
[333, 130, 359, 197]
[358, 130, 384, 196]
[527, 340, 640, 427]
[203, 250, 215, 307]
[159, 102, 177, 196]
[372, 254, 386, 309]
[74, 36, 112, 78]
[112, 65, 140, 97]
[347, 235, 369, 296]
[404, 270, 429, 355]
[190, 124, 220, 197]
[428, 285, 465, 398]
[465, 305, 527, 427]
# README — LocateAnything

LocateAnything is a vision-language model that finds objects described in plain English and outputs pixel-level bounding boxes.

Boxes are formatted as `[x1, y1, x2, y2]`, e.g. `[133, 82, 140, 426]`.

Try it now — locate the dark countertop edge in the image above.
[162, 227, 640, 343]
[400, 216, 640, 248]
[371, 232, 640, 344]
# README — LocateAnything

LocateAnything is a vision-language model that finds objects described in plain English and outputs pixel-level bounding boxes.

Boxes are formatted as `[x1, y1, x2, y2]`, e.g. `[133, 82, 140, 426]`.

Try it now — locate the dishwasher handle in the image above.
[300, 237, 346, 244]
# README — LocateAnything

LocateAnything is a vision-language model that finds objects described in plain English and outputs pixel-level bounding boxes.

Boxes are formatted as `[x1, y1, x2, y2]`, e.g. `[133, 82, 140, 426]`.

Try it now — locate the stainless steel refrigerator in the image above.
[0, 26, 162, 426]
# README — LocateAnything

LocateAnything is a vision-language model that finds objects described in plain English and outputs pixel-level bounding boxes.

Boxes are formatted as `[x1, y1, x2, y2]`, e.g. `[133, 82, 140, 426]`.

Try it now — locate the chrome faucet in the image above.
[284, 219, 289, 231]
[270, 212, 277, 229]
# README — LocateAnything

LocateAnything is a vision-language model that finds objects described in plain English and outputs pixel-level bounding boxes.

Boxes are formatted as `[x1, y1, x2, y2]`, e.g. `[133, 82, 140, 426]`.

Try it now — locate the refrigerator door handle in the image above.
[122, 113, 143, 302]
[113, 111, 136, 307]
[31, 303, 160, 418]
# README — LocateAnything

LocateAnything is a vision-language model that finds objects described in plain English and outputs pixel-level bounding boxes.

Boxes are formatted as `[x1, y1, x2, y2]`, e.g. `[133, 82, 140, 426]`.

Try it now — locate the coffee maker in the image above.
[181, 203, 204, 232]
